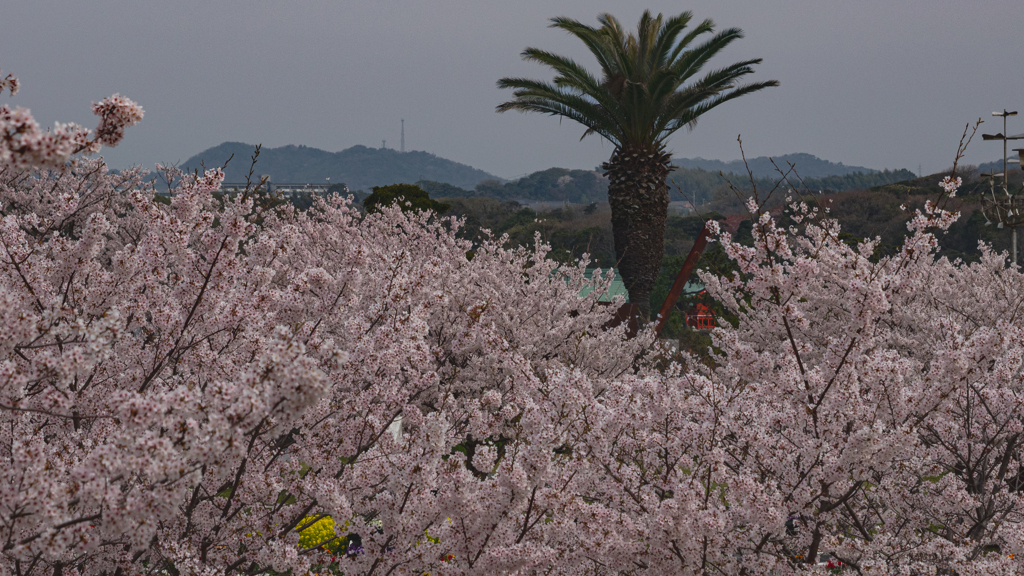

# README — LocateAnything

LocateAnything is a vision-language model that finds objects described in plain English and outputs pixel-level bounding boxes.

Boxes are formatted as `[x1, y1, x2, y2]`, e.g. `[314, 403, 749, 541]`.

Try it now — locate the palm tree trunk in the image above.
[603, 147, 672, 321]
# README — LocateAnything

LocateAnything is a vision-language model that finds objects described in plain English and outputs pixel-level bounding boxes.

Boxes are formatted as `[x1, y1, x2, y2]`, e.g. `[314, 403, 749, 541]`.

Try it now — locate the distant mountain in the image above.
[416, 167, 611, 204]
[425, 163, 915, 206]
[178, 142, 501, 191]
[453, 168, 609, 204]
[422, 161, 915, 206]
[672, 153, 888, 179]
[669, 166, 917, 206]
[977, 158, 1024, 177]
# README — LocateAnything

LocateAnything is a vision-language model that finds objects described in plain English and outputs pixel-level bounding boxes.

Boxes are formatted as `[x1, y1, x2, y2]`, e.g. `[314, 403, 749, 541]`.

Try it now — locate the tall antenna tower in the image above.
[401, 119, 405, 153]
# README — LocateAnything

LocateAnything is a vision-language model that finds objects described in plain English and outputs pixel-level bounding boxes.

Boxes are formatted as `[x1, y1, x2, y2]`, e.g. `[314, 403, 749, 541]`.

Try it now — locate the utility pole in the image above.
[982, 110, 1023, 265]
[401, 119, 405, 153]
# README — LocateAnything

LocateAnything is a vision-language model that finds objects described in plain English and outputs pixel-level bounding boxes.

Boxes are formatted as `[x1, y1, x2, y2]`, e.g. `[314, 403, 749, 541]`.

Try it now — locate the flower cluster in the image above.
[0, 105, 89, 168]
[1, 71, 141, 169]
[0, 70, 17, 96]
[940, 174, 962, 196]
[91, 93, 144, 147]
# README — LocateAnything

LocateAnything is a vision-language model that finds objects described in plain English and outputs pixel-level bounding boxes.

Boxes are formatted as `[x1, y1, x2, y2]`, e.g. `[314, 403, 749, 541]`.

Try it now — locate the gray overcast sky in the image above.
[2, 1, 1020, 179]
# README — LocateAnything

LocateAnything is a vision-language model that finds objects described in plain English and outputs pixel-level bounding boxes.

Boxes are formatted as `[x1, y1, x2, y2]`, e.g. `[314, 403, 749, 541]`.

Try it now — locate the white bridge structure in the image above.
[218, 181, 339, 196]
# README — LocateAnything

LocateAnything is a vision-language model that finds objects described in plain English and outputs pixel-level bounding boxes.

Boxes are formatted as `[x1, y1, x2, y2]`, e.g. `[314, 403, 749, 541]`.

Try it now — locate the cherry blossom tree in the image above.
[1, 69, 655, 575]
[4, 67, 1024, 576]
[1, 69, 142, 171]
[670, 158, 1024, 574]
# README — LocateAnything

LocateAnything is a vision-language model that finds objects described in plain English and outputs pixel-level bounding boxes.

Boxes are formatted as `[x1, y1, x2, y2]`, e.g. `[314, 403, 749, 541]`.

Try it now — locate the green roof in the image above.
[682, 280, 705, 295]
[579, 269, 629, 302]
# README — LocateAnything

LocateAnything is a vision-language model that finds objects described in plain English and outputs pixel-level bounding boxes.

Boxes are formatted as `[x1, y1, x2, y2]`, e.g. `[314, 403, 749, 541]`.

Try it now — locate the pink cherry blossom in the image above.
[0, 70, 18, 96]
[940, 175, 962, 196]
[1, 71, 141, 169]
[91, 94, 143, 147]
[2, 69, 1023, 576]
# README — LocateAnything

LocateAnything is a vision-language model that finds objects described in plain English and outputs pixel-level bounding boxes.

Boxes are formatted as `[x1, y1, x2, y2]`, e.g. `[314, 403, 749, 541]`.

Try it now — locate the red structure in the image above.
[686, 302, 715, 330]
[654, 222, 711, 337]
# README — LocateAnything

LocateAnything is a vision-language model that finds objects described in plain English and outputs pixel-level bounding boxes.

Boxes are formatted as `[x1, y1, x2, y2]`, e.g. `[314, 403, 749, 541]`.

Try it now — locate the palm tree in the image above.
[497, 10, 778, 319]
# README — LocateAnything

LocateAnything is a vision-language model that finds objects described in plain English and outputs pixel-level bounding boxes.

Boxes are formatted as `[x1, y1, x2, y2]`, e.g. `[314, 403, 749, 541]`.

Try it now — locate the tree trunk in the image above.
[603, 147, 672, 321]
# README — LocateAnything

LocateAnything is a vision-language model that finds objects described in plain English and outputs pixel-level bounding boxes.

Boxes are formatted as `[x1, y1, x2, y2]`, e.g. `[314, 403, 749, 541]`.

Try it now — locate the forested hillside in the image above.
[670, 166, 917, 205]
[976, 158, 1024, 183]
[180, 143, 915, 205]
[419, 168, 609, 203]
[425, 164, 914, 205]
[672, 152, 883, 178]
[179, 142, 501, 191]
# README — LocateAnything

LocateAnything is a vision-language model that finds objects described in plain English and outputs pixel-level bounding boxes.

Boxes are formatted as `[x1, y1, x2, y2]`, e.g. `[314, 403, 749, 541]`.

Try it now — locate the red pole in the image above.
[654, 222, 711, 338]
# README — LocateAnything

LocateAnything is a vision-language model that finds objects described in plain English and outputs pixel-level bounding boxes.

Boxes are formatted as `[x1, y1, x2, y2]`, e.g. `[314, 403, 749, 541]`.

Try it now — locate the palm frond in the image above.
[663, 80, 780, 134]
[651, 11, 694, 68]
[686, 59, 764, 94]
[520, 48, 606, 97]
[499, 97, 620, 145]
[497, 10, 777, 153]
[635, 10, 660, 77]
[667, 18, 715, 65]
[495, 77, 622, 139]
[653, 63, 765, 133]
[595, 13, 626, 46]
[549, 17, 620, 75]
[495, 77, 563, 96]
[669, 27, 745, 82]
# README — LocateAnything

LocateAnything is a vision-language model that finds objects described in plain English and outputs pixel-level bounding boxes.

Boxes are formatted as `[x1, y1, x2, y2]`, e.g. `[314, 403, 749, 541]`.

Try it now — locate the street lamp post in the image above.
[981, 110, 1023, 265]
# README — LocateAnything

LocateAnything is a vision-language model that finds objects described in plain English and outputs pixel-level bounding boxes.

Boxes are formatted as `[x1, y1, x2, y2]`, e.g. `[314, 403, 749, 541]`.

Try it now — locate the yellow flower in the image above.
[298, 515, 346, 553]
